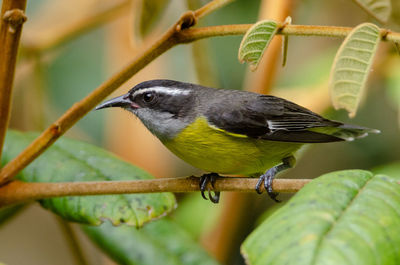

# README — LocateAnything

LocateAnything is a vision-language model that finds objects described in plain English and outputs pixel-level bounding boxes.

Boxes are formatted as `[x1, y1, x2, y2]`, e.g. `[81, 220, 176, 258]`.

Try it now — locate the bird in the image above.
[95, 79, 379, 203]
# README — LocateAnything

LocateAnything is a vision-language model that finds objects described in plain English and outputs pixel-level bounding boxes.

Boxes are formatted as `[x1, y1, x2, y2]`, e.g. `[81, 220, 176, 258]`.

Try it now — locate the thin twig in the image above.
[0, 0, 27, 167]
[2, 19, 400, 184]
[0, 177, 310, 207]
[194, 0, 233, 18]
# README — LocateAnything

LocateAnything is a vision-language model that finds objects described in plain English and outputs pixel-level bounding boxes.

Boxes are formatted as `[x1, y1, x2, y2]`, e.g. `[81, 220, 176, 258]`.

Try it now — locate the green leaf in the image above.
[83, 219, 220, 265]
[134, 0, 170, 38]
[352, 0, 391, 24]
[2, 131, 176, 227]
[329, 23, 380, 117]
[238, 20, 279, 71]
[242, 170, 400, 265]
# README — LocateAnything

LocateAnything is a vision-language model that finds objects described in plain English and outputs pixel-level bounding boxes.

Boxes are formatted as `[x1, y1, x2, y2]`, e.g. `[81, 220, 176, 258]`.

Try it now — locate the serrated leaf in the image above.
[329, 23, 380, 118]
[238, 20, 279, 71]
[133, 0, 170, 38]
[353, 0, 391, 24]
[83, 219, 220, 265]
[2, 131, 176, 227]
[242, 170, 400, 265]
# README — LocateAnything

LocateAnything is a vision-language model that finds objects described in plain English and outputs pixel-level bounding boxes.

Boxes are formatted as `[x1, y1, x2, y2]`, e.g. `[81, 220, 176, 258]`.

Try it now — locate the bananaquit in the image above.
[96, 79, 379, 203]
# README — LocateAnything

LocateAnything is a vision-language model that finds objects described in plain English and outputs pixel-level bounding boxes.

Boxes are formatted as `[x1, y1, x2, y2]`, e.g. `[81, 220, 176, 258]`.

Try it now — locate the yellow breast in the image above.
[162, 117, 302, 176]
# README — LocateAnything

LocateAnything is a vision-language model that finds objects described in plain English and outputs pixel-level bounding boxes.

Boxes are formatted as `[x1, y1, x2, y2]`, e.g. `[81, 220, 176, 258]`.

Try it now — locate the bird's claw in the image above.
[256, 169, 281, 203]
[255, 156, 295, 202]
[199, 173, 221, 204]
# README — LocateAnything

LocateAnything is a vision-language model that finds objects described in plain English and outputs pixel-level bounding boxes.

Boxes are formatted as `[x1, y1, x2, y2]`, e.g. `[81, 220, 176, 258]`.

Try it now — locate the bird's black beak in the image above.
[95, 94, 131, 110]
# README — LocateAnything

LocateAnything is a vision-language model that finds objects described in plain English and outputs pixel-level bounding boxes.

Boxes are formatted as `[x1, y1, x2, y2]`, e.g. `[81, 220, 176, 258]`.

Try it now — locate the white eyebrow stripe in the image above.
[132, 86, 191, 97]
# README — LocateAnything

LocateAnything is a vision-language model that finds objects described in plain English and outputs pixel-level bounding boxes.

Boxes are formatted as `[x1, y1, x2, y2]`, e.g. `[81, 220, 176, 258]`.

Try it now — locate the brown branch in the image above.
[22, 0, 131, 55]
[179, 24, 400, 42]
[0, 0, 27, 166]
[2, 12, 400, 185]
[0, 177, 310, 207]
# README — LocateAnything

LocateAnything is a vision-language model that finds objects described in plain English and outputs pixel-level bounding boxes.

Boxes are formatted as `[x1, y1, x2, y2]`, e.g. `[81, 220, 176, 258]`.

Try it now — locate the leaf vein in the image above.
[310, 176, 374, 265]
[337, 56, 369, 65]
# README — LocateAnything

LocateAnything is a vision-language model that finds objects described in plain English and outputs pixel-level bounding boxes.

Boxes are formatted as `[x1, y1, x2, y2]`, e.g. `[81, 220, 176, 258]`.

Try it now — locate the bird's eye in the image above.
[142, 92, 156, 103]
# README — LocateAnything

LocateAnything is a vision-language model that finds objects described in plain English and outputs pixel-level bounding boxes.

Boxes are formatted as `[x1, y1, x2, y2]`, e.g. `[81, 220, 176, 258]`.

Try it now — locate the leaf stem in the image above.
[0, 0, 27, 167]
[0, 178, 310, 207]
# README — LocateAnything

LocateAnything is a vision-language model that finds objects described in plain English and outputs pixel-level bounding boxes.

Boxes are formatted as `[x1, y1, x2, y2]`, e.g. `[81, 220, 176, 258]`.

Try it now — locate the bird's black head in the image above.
[95, 79, 195, 116]
[95, 80, 199, 139]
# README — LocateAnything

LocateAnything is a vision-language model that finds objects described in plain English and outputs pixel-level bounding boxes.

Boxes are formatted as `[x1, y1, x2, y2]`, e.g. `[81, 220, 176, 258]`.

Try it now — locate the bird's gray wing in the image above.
[205, 95, 344, 143]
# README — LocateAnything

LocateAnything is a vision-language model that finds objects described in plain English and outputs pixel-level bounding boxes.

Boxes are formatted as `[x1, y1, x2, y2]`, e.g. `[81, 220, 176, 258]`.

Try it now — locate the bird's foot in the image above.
[199, 173, 221, 204]
[255, 156, 296, 203]
[255, 167, 280, 202]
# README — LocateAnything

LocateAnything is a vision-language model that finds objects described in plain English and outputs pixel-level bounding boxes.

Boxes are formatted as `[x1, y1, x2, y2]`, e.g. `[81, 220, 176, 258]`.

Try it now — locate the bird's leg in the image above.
[255, 156, 296, 202]
[199, 173, 221, 204]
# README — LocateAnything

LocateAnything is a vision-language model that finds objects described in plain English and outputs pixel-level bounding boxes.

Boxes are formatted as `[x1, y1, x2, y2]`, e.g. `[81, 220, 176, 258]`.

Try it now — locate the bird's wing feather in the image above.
[205, 95, 344, 143]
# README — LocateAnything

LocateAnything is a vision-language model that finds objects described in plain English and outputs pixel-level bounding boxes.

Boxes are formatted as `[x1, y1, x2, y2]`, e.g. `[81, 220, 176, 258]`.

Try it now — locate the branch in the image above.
[1, 13, 400, 185]
[178, 24, 400, 42]
[0, 177, 310, 207]
[0, 0, 27, 167]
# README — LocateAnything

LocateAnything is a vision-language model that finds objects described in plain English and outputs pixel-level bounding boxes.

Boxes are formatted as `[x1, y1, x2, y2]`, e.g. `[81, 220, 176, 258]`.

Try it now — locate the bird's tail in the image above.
[313, 123, 380, 141]
[308, 122, 380, 142]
